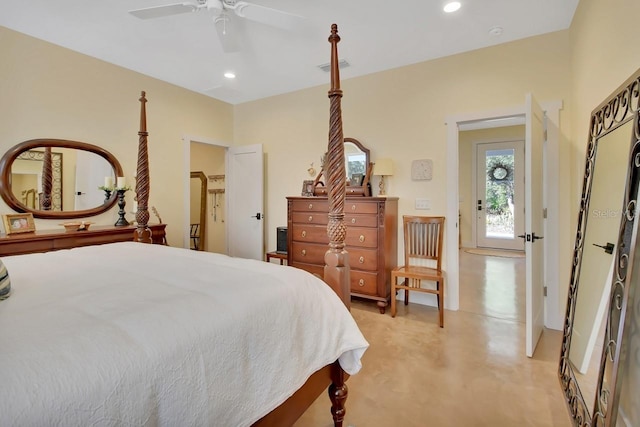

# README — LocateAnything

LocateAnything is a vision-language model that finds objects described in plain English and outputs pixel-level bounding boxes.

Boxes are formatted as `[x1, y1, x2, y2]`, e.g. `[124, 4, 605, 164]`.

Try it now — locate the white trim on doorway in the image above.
[445, 100, 564, 329]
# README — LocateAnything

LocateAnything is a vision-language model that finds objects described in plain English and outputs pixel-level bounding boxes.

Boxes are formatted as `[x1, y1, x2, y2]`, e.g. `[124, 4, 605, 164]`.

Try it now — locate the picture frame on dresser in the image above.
[301, 180, 315, 197]
[2, 213, 36, 235]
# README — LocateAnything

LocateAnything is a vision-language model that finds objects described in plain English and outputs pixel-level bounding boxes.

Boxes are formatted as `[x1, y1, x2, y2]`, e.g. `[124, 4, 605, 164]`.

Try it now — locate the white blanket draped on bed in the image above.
[0, 242, 368, 426]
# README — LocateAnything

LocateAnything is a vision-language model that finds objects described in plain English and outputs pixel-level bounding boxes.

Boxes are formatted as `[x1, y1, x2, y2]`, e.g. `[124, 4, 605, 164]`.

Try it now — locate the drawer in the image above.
[291, 261, 325, 280]
[345, 214, 378, 228]
[291, 224, 329, 244]
[292, 212, 328, 225]
[347, 247, 378, 271]
[345, 227, 377, 248]
[291, 199, 329, 213]
[345, 201, 378, 214]
[290, 241, 326, 265]
[350, 270, 378, 296]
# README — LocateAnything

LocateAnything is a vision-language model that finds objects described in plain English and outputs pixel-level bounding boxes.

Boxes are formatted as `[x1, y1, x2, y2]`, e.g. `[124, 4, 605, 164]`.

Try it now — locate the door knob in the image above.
[251, 213, 262, 220]
[593, 242, 615, 254]
[532, 232, 543, 242]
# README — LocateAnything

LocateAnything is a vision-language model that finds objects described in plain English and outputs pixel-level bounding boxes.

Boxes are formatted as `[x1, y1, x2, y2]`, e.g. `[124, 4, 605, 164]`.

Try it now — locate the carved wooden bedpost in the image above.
[324, 24, 349, 427]
[134, 91, 152, 244]
[40, 147, 52, 210]
[324, 24, 351, 311]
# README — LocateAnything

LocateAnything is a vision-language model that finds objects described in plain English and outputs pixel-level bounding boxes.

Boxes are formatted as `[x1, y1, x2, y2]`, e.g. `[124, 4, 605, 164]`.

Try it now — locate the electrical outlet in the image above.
[415, 198, 431, 210]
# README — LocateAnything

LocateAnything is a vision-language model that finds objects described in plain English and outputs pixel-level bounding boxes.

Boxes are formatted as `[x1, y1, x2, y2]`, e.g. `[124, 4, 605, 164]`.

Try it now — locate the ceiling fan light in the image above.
[224, 72, 236, 79]
[443, 2, 461, 13]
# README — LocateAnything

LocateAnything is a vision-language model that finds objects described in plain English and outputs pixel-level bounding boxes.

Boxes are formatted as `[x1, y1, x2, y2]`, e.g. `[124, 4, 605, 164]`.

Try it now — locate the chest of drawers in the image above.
[287, 196, 398, 313]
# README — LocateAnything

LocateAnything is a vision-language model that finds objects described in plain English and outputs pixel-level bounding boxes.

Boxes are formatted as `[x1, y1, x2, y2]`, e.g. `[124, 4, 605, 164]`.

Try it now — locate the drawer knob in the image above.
[359, 256, 365, 264]
[308, 203, 313, 209]
[351, 218, 356, 224]
[358, 279, 365, 287]
[308, 216, 313, 222]
[351, 205, 356, 211]
[359, 235, 365, 243]
[301, 249, 306, 256]
[301, 230, 306, 238]
[349, 189, 354, 193]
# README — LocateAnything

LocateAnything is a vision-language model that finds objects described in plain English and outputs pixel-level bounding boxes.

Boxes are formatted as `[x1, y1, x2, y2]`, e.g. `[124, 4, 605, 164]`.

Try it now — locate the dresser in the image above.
[0, 224, 167, 256]
[287, 196, 398, 313]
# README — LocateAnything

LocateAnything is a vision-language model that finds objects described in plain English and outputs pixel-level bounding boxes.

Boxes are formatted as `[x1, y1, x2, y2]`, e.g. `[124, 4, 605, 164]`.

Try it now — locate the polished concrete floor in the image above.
[295, 250, 572, 427]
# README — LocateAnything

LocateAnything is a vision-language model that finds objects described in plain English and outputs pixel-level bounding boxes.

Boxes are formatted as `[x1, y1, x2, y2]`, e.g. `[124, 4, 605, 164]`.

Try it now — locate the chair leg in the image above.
[438, 279, 445, 328]
[404, 278, 409, 306]
[390, 275, 397, 318]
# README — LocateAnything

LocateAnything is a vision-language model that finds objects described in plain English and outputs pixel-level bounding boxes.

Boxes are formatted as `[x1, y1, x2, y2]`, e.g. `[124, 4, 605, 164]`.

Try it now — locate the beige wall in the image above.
[0, 26, 234, 245]
[235, 31, 573, 265]
[569, 0, 640, 225]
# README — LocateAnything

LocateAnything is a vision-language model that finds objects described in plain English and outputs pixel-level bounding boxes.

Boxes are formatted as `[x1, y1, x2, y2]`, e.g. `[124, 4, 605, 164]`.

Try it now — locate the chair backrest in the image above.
[402, 216, 445, 271]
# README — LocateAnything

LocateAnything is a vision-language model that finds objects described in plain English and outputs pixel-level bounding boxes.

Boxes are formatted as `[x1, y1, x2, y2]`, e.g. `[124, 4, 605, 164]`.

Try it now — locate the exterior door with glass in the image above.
[476, 140, 525, 251]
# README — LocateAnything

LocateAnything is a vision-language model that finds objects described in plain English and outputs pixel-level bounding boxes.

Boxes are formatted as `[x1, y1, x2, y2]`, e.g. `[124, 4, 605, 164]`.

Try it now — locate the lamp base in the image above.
[378, 176, 388, 197]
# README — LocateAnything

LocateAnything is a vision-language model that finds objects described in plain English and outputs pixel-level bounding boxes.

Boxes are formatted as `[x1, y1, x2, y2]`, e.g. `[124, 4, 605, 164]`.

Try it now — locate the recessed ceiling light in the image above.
[224, 72, 236, 79]
[488, 26, 504, 36]
[443, 2, 461, 13]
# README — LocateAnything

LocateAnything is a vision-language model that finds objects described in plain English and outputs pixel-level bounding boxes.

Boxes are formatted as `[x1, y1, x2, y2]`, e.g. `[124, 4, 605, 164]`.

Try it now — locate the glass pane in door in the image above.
[484, 148, 515, 239]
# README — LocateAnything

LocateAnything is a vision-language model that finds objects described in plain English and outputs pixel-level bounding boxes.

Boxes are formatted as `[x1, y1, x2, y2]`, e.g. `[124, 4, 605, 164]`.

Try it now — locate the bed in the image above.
[0, 24, 362, 426]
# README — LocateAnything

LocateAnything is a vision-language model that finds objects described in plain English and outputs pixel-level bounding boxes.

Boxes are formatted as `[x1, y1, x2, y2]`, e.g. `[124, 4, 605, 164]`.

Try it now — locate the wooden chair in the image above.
[391, 216, 446, 327]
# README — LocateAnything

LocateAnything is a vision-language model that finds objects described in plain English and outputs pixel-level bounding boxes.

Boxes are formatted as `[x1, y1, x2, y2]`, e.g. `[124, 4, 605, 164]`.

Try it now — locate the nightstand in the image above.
[266, 251, 287, 265]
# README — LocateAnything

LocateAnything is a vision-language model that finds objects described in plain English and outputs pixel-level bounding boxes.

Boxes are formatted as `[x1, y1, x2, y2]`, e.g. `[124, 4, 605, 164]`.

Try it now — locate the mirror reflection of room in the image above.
[8, 145, 118, 215]
[568, 120, 633, 411]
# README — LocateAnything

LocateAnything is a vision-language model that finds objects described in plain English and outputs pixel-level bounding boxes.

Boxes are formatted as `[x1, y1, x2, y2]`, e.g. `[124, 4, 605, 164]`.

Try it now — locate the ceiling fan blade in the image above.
[129, 2, 199, 20]
[214, 14, 243, 53]
[232, 1, 304, 31]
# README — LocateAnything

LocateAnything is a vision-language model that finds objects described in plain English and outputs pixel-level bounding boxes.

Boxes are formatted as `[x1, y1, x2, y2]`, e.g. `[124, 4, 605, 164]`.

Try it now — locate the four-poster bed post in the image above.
[323, 24, 351, 312]
[134, 91, 152, 244]
[129, 25, 354, 427]
[40, 146, 52, 210]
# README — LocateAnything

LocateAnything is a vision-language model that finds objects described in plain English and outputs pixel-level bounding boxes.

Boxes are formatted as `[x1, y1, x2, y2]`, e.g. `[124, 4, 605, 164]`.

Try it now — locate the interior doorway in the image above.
[188, 140, 227, 254]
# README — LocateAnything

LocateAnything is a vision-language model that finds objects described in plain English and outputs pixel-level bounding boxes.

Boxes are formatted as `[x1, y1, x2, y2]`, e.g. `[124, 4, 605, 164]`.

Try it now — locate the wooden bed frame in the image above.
[132, 24, 352, 427]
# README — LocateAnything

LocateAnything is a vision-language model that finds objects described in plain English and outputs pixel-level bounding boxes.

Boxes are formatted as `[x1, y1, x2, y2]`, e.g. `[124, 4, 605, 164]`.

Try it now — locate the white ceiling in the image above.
[0, 0, 579, 105]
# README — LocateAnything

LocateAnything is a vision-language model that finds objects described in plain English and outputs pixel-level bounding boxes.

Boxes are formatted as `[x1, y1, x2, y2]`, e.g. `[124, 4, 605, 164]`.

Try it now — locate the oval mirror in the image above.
[0, 139, 123, 219]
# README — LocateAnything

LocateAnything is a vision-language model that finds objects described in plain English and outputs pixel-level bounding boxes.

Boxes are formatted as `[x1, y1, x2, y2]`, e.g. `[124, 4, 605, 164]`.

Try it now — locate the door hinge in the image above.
[544, 286, 547, 297]
[543, 208, 547, 219]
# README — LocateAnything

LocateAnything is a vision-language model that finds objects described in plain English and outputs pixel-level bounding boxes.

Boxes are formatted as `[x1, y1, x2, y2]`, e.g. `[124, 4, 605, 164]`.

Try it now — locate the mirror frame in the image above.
[560, 69, 640, 426]
[313, 137, 373, 196]
[0, 139, 123, 219]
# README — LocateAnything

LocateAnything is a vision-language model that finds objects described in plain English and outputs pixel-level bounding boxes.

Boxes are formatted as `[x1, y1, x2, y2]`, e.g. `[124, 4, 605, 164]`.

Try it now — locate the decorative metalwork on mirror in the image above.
[560, 70, 640, 427]
[15, 150, 63, 211]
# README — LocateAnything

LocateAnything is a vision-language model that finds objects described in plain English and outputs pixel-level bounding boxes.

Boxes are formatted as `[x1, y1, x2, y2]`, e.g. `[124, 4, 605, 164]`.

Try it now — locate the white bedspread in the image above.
[0, 242, 368, 427]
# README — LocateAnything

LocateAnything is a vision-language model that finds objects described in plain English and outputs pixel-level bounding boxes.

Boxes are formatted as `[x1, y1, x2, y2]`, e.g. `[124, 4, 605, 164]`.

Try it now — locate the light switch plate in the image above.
[415, 198, 431, 210]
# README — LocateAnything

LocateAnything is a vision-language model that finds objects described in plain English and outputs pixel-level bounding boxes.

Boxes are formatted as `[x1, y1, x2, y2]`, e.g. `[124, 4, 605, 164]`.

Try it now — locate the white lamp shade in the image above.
[373, 158, 394, 176]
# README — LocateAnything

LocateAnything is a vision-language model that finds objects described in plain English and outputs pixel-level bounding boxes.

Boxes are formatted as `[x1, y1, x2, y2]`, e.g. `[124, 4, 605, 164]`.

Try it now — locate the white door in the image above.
[226, 144, 264, 260]
[476, 140, 525, 250]
[525, 94, 545, 357]
[75, 151, 114, 210]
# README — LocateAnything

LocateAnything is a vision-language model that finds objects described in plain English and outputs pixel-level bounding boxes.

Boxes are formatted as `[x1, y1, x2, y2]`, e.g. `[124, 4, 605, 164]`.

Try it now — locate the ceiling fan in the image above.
[129, 0, 303, 52]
